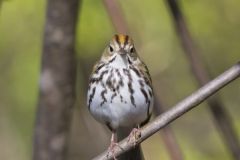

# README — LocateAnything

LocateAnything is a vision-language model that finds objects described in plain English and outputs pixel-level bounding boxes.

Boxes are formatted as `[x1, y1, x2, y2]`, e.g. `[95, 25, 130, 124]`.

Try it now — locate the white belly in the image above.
[87, 67, 153, 130]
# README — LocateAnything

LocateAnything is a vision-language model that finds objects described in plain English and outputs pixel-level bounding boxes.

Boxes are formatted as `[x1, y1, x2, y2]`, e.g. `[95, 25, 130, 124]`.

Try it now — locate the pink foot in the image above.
[106, 141, 120, 160]
[127, 127, 141, 146]
[106, 133, 123, 160]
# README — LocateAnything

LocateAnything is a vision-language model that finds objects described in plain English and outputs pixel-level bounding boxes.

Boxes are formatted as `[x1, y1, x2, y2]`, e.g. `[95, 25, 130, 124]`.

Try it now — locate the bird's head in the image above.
[101, 34, 139, 68]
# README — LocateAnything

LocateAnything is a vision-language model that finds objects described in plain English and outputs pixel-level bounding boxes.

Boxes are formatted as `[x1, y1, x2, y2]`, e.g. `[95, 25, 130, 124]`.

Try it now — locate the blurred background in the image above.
[0, 0, 240, 160]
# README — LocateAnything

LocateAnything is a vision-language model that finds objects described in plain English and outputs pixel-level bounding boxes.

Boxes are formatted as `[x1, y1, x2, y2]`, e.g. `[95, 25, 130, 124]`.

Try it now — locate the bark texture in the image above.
[33, 0, 80, 160]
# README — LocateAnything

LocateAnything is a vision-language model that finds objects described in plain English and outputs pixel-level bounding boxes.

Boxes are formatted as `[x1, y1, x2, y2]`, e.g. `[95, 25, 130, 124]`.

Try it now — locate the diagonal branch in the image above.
[153, 96, 184, 160]
[93, 62, 240, 160]
[166, 0, 240, 159]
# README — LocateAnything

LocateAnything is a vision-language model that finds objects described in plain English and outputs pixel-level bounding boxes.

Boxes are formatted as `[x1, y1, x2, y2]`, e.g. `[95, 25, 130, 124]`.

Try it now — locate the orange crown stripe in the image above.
[118, 34, 127, 44]
[114, 34, 129, 45]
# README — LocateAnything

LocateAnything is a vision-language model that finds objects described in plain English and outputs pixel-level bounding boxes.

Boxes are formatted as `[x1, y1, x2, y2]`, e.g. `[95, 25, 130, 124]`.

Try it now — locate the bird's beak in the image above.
[119, 48, 127, 55]
[119, 49, 128, 65]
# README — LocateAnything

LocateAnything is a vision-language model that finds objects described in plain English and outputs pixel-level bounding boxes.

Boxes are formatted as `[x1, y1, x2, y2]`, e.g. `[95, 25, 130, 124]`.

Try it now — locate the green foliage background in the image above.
[0, 0, 240, 159]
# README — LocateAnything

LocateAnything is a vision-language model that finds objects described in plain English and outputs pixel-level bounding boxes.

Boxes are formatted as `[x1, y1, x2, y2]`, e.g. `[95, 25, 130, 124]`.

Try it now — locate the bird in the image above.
[87, 34, 153, 159]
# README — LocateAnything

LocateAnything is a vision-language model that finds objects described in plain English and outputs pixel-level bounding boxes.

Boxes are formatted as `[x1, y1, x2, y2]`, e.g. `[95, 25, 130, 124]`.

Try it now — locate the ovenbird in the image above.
[87, 34, 153, 159]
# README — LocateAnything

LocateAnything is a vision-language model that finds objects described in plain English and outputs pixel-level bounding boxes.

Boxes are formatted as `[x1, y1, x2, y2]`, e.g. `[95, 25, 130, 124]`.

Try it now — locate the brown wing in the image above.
[138, 61, 153, 89]
[88, 61, 105, 89]
[90, 61, 105, 76]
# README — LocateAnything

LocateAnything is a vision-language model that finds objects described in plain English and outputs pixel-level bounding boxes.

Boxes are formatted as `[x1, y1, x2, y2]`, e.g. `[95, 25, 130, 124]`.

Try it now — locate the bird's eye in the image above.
[130, 47, 134, 53]
[109, 46, 114, 52]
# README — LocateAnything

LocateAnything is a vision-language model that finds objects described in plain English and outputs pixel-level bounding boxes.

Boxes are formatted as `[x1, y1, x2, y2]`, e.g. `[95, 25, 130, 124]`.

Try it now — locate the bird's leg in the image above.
[106, 133, 122, 160]
[127, 125, 141, 146]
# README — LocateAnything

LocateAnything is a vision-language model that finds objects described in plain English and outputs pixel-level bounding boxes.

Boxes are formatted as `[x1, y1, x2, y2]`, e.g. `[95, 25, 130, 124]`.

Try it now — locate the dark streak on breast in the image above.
[148, 89, 153, 97]
[116, 69, 124, 87]
[100, 86, 107, 106]
[140, 88, 148, 104]
[130, 66, 141, 77]
[110, 92, 117, 103]
[106, 69, 114, 90]
[90, 70, 108, 84]
[94, 63, 105, 74]
[123, 68, 136, 107]
[88, 87, 96, 110]
[139, 79, 151, 118]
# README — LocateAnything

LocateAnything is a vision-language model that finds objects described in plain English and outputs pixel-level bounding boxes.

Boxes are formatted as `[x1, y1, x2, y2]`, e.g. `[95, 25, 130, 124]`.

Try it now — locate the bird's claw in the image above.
[127, 128, 141, 146]
[106, 141, 124, 160]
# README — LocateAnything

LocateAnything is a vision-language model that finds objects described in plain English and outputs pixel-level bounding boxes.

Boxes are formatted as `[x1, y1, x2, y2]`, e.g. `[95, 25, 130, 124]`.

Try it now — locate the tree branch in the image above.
[102, 0, 129, 34]
[153, 96, 184, 160]
[166, 0, 240, 159]
[93, 62, 240, 160]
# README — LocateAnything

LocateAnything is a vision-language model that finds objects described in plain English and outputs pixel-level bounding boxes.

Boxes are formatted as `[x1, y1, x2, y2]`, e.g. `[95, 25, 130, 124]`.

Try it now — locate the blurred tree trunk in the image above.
[33, 0, 80, 160]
